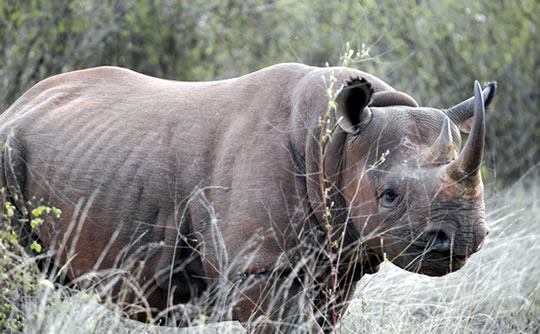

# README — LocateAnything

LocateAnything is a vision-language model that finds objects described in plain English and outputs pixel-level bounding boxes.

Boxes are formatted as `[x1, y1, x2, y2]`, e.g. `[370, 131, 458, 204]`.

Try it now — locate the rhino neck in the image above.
[290, 66, 392, 276]
[302, 126, 371, 273]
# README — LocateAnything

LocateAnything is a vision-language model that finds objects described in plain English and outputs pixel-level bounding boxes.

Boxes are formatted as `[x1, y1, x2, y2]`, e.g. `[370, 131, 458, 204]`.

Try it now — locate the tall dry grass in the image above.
[1, 169, 538, 334]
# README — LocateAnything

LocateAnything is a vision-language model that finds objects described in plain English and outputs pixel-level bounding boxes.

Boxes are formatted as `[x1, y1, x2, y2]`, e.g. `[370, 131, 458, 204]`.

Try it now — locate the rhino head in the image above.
[330, 78, 496, 276]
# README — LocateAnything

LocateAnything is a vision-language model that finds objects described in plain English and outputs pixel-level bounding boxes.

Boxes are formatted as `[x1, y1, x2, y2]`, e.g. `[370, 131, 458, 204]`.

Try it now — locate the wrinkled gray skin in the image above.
[0, 64, 495, 332]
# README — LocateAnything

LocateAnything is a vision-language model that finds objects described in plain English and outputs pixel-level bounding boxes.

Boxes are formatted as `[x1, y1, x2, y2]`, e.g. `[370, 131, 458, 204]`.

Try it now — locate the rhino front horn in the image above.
[444, 81, 496, 133]
[447, 81, 485, 183]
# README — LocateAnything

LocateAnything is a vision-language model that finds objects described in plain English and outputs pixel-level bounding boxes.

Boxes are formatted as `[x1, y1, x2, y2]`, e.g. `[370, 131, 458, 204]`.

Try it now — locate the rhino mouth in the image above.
[418, 254, 467, 276]
[424, 230, 469, 273]
[400, 231, 469, 276]
[404, 250, 467, 276]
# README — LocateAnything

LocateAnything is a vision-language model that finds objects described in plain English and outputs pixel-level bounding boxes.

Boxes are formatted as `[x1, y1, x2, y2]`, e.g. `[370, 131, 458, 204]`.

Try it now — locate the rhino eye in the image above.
[382, 188, 398, 204]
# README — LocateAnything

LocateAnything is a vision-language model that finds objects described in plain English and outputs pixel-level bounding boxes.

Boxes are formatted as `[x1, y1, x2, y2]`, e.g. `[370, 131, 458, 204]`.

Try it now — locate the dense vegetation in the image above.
[0, 0, 538, 186]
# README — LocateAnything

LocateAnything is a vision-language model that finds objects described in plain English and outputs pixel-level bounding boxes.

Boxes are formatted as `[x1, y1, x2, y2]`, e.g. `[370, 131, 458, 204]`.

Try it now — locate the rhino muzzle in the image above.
[424, 216, 488, 259]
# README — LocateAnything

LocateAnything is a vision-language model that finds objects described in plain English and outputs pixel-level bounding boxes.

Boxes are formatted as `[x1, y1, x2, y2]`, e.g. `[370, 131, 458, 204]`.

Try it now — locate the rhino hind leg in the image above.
[0, 131, 32, 247]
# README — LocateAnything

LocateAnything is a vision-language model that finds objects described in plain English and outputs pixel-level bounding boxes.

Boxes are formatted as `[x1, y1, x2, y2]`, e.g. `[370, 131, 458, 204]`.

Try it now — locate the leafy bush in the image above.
[0, 0, 537, 186]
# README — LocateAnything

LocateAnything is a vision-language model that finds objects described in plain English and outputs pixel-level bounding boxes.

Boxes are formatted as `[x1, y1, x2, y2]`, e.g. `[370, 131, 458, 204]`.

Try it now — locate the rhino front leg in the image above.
[227, 272, 323, 334]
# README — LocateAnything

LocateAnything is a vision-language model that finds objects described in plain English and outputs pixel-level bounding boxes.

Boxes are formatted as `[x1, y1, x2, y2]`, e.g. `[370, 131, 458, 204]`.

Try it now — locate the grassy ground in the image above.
[1, 169, 538, 333]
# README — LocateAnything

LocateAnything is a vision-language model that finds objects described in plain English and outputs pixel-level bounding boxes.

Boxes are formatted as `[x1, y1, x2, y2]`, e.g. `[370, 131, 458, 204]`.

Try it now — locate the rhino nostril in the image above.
[430, 231, 450, 253]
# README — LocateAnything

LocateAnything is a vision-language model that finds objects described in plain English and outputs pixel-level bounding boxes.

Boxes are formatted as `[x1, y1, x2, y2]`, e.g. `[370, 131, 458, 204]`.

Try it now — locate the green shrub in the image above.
[1, 0, 537, 185]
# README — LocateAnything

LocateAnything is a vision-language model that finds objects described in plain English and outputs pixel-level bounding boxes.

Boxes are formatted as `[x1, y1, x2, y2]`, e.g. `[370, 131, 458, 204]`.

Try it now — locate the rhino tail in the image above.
[0, 128, 30, 243]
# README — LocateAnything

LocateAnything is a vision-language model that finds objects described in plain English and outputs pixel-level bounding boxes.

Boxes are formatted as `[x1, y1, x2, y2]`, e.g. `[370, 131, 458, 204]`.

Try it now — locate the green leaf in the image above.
[32, 205, 51, 217]
[52, 207, 62, 218]
[30, 241, 42, 253]
[8, 233, 17, 244]
[30, 218, 44, 228]
[4, 202, 14, 217]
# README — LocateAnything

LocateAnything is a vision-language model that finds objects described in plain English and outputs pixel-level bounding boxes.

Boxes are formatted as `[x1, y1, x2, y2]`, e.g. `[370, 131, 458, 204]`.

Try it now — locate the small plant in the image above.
[0, 214, 35, 331]
[0, 190, 63, 332]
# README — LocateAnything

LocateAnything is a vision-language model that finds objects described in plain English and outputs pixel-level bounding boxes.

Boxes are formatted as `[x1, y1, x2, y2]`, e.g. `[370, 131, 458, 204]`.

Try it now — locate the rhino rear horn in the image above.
[445, 82, 496, 133]
[447, 81, 485, 183]
[335, 77, 373, 134]
[424, 117, 458, 163]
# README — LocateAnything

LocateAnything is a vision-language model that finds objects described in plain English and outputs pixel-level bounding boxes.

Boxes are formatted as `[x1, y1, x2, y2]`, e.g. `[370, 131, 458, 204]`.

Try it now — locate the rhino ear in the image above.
[335, 77, 373, 134]
[445, 82, 496, 133]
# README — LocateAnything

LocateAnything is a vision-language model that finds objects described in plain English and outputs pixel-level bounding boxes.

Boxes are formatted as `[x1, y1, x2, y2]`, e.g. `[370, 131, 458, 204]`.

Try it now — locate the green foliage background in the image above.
[1, 0, 538, 186]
